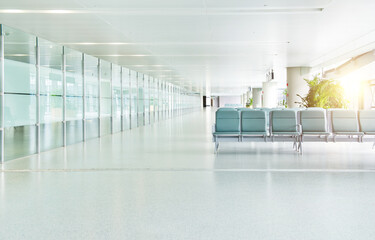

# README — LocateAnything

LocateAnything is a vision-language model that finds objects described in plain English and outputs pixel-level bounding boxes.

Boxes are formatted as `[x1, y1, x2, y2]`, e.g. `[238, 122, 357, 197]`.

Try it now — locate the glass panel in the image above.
[130, 70, 137, 128]
[4, 59, 37, 94]
[100, 117, 111, 136]
[4, 94, 36, 127]
[112, 64, 121, 117]
[66, 48, 83, 97]
[85, 96, 99, 119]
[86, 118, 99, 140]
[100, 60, 111, 98]
[100, 60, 111, 118]
[138, 73, 144, 114]
[40, 66, 63, 95]
[3, 25, 36, 64]
[113, 117, 121, 133]
[40, 95, 63, 123]
[144, 75, 149, 112]
[66, 120, 83, 145]
[84, 54, 99, 97]
[4, 125, 37, 161]
[40, 122, 63, 152]
[137, 114, 144, 127]
[100, 98, 111, 117]
[4, 26, 37, 94]
[122, 68, 130, 130]
[112, 65, 121, 132]
[66, 96, 83, 120]
[39, 38, 63, 95]
[84, 54, 99, 120]
[150, 77, 154, 113]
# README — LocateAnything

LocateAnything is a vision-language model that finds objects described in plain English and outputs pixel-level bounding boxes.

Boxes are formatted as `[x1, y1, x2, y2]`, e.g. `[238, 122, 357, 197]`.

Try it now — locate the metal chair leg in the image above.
[298, 137, 303, 154]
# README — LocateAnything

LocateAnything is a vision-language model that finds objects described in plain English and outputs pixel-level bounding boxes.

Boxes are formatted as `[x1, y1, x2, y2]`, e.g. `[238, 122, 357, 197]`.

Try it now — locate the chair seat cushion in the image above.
[334, 132, 364, 135]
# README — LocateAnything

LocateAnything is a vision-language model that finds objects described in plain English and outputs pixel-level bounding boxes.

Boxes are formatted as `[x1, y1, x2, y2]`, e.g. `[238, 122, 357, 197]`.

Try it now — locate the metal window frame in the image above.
[36, 37, 40, 154]
[82, 53, 86, 141]
[62, 46, 67, 147]
[0, 25, 4, 163]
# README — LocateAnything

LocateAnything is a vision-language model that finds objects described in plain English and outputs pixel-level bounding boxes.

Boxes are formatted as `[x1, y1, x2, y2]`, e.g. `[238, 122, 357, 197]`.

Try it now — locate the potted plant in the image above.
[295, 75, 347, 109]
[279, 89, 288, 108]
[246, 98, 253, 108]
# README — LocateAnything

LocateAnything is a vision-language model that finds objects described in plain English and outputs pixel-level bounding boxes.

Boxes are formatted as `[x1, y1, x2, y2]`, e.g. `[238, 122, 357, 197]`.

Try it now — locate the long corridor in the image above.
[1, 109, 375, 239]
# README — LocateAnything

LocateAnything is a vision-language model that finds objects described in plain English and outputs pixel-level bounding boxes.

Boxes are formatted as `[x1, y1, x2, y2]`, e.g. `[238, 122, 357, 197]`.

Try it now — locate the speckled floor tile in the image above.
[1, 109, 375, 239]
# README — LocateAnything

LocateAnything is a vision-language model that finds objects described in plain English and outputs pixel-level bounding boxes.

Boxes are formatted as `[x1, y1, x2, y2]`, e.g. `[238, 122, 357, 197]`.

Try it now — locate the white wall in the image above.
[218, 96, 242, 108]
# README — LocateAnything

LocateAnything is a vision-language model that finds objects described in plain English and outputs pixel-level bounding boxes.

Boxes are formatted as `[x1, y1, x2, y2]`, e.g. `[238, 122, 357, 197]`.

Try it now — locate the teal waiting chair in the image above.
[331, 110, 363, 142]
[270, 110, 301, 152]
[213, 109, 241, 152]
[299, 109, 330, 153]
[359, 110, 375, 148]
[241, 110, 267, 142]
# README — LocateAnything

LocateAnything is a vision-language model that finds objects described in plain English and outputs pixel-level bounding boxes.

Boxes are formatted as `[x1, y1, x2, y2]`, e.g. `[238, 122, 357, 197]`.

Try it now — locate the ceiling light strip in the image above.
[0, 7, 324, 15]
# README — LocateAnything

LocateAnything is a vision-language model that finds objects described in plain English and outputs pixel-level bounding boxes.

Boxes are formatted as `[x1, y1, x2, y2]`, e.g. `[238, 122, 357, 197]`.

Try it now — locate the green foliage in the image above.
[279, 89, 288, 108]
[280, 99, 287, 108]
[246, 98, 253, 107]
[295, 75, 348, 109]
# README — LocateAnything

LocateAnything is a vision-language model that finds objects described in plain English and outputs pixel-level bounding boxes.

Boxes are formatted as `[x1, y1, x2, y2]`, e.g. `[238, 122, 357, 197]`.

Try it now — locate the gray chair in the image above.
[331, 110, 363, 142]
[241, 110, 267, 142]
[270, 110, 301, 152]
[359, 110, 375, 148]
[213, 109, 241, 152]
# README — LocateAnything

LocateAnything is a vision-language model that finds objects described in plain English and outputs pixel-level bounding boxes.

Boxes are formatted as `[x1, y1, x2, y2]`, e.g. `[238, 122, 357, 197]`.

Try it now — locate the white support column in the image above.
[262, 82, 278, 108]
[287, 67, 311, 108]
[252, 88, 262, 108]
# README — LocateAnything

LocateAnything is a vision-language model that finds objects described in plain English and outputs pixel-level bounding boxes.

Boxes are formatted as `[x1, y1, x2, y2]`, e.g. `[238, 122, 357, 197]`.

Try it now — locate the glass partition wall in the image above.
[0, 24, 201, 162]
[122, 68, 130, 130]
[65, 48, 83, 145]
[99, 60, 112, 136]
[112, 64, 122, 133]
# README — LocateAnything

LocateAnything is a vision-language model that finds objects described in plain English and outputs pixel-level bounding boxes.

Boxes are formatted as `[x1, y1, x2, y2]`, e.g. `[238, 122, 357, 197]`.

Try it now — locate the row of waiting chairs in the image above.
[212, 107, 375, 153]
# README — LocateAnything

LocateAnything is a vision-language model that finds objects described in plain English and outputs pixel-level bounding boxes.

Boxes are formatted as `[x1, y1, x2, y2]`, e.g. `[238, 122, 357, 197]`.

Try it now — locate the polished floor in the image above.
[1, 109, 375, 239]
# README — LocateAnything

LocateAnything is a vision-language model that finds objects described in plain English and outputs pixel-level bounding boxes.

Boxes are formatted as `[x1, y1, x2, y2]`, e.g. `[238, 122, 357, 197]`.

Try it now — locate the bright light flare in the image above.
[338, 77, 361, 109]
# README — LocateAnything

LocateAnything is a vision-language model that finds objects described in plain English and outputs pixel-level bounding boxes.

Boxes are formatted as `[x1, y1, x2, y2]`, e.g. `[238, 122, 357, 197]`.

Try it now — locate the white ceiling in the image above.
[1, 0, 375, 95]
